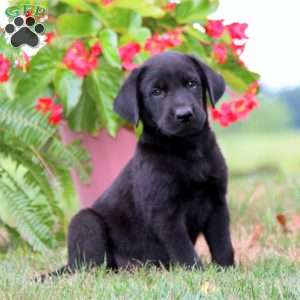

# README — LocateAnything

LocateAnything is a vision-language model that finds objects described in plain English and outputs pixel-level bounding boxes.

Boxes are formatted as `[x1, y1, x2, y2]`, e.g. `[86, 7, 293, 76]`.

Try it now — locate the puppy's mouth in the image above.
[158, 117, 206, 137]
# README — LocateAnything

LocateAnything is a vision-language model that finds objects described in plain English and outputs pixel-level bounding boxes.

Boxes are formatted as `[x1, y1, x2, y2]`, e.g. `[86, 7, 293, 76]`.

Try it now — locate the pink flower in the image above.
[63, 41, 102, 77]
[145, 29, 182, 55]
[119, 42, 141, 71]
[205, 19, 224, 39]
[226, 22, 248, 40]
[212, 43, 227, 64]
[0, 54, 10, 83]
[102, 0, 113, 5]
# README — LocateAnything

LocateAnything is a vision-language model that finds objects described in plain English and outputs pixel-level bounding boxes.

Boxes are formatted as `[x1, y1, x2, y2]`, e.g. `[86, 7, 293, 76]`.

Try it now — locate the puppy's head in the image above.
[114, 52, 225, 136]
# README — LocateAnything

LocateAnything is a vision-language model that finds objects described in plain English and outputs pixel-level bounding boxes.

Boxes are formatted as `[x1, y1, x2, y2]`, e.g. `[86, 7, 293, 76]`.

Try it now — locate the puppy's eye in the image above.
[151, 88, 164, 97]
[186, 80, 198, 89]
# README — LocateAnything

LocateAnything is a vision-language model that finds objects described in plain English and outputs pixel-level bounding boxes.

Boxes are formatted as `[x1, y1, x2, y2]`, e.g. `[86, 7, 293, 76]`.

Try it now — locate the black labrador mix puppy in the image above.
[46, 52, 234, 279]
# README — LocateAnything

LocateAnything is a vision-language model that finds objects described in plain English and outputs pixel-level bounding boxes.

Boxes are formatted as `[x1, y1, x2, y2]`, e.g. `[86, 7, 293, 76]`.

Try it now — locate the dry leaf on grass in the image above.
[276, 213, 290, 233]
[276, 213, 300, 233]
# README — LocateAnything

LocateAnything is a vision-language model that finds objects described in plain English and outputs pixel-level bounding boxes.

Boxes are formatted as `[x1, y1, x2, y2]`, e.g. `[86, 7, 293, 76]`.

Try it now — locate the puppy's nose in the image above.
[175, 106, 194, 123]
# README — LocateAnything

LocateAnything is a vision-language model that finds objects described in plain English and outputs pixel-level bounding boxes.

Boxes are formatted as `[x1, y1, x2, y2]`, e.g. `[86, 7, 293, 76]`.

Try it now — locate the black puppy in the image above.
[47, 52, 234, 278]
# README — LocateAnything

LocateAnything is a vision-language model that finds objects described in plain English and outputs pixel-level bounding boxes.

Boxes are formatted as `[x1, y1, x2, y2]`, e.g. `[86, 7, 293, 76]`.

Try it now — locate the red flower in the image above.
[210, 85, 259, 127]
[49, 104, 63, 125]
[212, 43, 227, 64]
[35, 97, 63, 125]
[244, 93, 259, 110]
[90, 42, 102, 57]
[226, 22, 248, 40]
[211, 108, 221, 121]
[145, 34, 165, 55]
[0, 54, 10, 83]
[35, 97, 54, 113]
[164, 2, 177, 12]
[145, 29, 182, 55]
[119, 42, 141, 71]
[205, 19, 224, 39]
[230, 42, 245, 56]
[63, 41, 102, 77]
[45, 32, 55, 44]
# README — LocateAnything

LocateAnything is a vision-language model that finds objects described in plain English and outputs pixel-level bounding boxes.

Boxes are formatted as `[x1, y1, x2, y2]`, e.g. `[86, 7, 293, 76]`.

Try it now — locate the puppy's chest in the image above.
[176, 155, 211, 186]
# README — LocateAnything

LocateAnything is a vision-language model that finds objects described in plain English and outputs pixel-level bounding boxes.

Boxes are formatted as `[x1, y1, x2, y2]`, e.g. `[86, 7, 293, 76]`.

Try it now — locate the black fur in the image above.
[42, 52, 234, 280]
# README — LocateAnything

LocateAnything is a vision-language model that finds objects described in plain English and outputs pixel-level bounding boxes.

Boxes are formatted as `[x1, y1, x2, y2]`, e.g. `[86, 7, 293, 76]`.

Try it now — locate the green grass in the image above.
[1, 131, 300, 299]
[0, 251, 299, 300]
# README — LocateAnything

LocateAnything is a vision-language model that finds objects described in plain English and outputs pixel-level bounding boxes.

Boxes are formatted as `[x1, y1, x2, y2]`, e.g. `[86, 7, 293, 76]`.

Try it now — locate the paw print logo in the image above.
[5, 16, 45, 48]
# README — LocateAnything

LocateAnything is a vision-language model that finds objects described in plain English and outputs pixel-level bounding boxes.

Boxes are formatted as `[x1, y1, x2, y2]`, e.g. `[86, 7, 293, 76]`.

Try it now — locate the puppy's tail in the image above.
[35, 265, 74, 283]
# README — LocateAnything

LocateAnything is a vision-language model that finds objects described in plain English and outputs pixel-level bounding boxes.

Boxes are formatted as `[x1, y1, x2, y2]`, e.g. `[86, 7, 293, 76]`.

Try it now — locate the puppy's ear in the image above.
[114, 68, 143, 125]
[188, 55, 225, 108]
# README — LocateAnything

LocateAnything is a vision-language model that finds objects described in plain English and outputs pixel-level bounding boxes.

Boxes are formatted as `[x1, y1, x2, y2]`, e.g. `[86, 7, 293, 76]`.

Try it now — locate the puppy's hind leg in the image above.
[67, 208, 114, 272]
[37, 209, 114, 282]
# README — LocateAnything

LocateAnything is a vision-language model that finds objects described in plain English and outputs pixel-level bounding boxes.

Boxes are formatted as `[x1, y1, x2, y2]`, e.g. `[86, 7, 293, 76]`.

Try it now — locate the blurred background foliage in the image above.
[214, 85, 300, 176]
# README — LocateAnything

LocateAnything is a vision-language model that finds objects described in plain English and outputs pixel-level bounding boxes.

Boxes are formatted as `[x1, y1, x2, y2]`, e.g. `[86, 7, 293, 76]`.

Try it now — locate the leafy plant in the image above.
[1, 0, 260, 135]
[0, 100, 90, 253]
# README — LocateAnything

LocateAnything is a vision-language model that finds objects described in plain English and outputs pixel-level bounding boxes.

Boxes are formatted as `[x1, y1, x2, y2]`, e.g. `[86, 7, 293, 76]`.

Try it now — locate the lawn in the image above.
[1, 132, 300, 299]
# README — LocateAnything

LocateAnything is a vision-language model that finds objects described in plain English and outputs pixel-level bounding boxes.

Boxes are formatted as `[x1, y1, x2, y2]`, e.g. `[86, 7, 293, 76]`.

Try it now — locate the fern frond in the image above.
[0, 100, 91, 252]
[0, 143, 64, 226]
[0, 158, 57, 253]
[0, 101, 91, 181]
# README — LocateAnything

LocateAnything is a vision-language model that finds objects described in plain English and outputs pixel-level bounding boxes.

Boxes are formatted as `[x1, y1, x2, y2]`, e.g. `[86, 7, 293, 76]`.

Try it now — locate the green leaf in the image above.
[106, 9, 142, 33]
[220, 56, 260, 92]
[86, 63, 123, 136]
[110, 0, 164, 18]
[220, 69, 249, 92]
[61, 0, 92, 11]
[184, 33, 207, 58]
[176, 0, 219, 23]
[61, 0, 109, 26]
[99, 29, 121, 69]
[185, 25, 211, 44]
[54, 69, 83, 116]
[220, 68, 259, 92]
[68, 81, 101, 135]
[57, 13, 102, 37]
[15, 47, 61, 105]
[0, 35, 21, 58]
[134, 51, 151, 65]
[121, 27, 152, 44]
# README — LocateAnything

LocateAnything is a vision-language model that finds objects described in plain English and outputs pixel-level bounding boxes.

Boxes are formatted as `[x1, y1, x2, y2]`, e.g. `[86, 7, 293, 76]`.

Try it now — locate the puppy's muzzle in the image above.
[174, 106, 194, 123]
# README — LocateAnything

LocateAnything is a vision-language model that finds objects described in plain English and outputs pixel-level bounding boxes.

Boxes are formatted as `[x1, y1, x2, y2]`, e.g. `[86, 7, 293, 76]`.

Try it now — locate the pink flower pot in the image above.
[60, 124, 136, 207]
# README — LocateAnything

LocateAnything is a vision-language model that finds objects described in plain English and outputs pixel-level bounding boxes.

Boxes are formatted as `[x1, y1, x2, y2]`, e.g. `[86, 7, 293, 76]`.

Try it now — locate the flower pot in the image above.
[60, 124, 136, 207]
